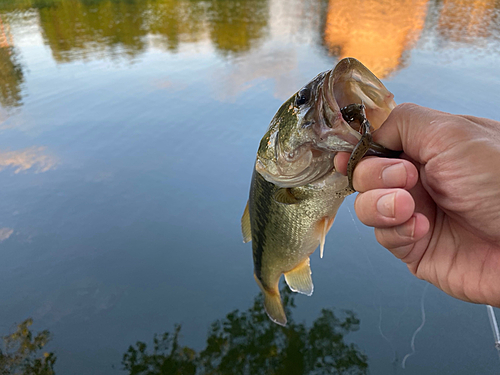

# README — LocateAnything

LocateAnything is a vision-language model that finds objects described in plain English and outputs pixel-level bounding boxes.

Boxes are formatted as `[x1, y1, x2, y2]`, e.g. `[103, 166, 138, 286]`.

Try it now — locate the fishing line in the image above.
[486, 305, 500, 362]
[346, 200, 362, 238]
[377, 298, 397, 364]
[402, 283, 429, 369]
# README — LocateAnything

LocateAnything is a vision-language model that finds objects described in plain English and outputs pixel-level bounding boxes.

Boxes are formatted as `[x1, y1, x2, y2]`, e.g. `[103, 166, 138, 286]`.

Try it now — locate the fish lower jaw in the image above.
[256, 151, 335, 188]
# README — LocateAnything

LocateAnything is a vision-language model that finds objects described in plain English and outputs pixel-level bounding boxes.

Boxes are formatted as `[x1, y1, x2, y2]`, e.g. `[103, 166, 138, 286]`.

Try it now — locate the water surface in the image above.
[1, 0, 500, 373]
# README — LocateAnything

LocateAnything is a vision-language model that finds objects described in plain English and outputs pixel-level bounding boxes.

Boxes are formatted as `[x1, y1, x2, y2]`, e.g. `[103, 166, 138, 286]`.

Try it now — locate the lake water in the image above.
[1, 0, 500, 373]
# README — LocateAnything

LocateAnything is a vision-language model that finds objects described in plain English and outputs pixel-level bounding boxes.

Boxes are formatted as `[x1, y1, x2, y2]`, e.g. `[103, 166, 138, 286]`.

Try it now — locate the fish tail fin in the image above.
[254, 274, 287, 326]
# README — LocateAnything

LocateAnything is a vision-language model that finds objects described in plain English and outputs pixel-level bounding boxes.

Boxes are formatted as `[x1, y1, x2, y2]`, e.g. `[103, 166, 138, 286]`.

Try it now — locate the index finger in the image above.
[334, 153, 418, 192]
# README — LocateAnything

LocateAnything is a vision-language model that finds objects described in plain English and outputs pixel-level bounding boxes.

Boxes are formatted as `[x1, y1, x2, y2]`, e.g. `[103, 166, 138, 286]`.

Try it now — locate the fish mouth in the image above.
[311, 67, 397, 158]
[314, 69, 365, 151]
[256, 70, 362, 188]
[256, 69, 356, 188]
[256, 58, 398, 188]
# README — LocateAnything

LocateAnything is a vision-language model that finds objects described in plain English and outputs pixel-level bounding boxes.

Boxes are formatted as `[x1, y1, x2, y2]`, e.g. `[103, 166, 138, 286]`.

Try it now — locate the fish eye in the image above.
[295, 88, 310, 106]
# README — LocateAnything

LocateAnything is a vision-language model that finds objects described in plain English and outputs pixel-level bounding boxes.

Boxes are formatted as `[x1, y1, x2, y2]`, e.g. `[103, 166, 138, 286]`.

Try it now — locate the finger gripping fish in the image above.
[242, 58, 399, 325]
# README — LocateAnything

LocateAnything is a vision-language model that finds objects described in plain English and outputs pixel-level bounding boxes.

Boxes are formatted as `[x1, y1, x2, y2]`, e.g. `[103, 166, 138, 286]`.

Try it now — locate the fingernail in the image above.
[376, 192, 396, 218]
[396, 217, 416, 238]
[381, 163, 407, 187]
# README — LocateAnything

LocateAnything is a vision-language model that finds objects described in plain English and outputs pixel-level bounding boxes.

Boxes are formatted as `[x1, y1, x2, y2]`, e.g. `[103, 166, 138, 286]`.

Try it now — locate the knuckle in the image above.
[375, 227, 394, 249]
[394, 102, 419, 114]
[375, 227, 414, 259]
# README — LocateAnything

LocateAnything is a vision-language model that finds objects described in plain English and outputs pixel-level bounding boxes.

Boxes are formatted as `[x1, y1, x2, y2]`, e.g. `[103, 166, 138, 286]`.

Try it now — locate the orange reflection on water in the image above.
[437, 0, 497, 43]
[0, 15, 13, 48]
[324, 0, 429, 78]
[0, 147, 56, 174]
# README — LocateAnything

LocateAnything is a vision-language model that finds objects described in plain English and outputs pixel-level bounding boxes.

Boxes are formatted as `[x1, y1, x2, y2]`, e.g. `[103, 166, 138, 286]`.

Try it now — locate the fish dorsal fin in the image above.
[318, 217, 335, 258]
[241, 202, 252, 243]
[273, 188, 300, 205]
[284, 257, 313, 296]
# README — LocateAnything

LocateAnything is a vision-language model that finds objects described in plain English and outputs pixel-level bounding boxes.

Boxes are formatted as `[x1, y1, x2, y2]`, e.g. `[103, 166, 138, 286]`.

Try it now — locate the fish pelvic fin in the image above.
[284, 257, 313, 296]
[241, 201, 252, 243]
[318, 217, 335, 258]
[254, 274, 287, 326]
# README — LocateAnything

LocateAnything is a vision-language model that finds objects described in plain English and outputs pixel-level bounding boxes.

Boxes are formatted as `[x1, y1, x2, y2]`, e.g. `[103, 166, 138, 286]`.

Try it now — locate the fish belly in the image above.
[250, 170, 345, 291]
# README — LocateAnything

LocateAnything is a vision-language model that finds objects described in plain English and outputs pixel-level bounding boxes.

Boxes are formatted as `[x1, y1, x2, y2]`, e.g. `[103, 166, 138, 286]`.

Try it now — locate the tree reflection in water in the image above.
[122, 287, 368, 375]
[0, 0, 269, 62]
[0, 318, 56, 375]
[0, 15, 24, 109]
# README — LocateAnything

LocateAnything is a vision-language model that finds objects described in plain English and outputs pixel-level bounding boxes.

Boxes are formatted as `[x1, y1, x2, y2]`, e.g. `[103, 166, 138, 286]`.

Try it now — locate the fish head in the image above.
[256, 57, 396, 188]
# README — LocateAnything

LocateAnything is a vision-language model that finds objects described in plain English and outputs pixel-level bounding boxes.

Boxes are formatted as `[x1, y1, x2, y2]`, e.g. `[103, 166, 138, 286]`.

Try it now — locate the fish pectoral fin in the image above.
[284, 257, 313, 296]
[273, 188, 300, 205]
[318, 217, 335, 258]
[254, 274, 287, 326]
[241, 202, 252, 243]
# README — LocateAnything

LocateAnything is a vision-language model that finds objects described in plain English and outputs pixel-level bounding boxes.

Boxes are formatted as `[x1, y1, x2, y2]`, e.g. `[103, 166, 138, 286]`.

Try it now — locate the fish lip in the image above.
[318, 71, 398, 157]
[310, 69, 363, 151]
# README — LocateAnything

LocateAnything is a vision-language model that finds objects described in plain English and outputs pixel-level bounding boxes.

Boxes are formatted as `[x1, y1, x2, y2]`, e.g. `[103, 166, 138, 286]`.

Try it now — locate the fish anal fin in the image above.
[317, 217, 335, 258]
[241, 202, 252, 243]
[273, 188, 300, 205]
[284, 257, 313, 296]
[254, 274, 287, 326]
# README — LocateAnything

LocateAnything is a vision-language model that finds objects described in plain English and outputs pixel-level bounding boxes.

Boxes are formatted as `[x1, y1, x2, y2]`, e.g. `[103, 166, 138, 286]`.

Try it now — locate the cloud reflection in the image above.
[0, 227, 13, 241]
[0, 147, 56, 174]
[214, 46, 300, 101]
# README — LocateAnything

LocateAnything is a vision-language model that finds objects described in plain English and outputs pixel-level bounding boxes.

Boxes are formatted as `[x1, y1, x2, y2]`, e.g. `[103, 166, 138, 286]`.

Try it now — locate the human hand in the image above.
[334, 103, 500, 307]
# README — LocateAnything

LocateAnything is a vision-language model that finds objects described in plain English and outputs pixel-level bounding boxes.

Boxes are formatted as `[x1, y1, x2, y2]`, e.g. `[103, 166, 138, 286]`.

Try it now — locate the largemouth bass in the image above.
[242, 58, 397, 326]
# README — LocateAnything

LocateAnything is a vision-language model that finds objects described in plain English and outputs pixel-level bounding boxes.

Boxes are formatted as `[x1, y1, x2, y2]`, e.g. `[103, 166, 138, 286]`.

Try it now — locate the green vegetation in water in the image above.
[0, 0, 269, 108]
[0, 46, 23, 109]
[0, 0, 269, 61]
[0, 318, 56, 375]
[122, 287, 368, 375]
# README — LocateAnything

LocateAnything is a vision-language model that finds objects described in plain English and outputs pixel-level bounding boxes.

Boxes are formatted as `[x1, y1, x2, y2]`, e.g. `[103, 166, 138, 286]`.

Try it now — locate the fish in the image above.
[241, 57, 398, 326]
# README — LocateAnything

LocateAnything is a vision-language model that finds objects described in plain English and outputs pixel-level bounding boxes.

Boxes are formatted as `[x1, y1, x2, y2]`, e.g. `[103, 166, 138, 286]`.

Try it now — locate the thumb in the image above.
[372, 103, 459, 164]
